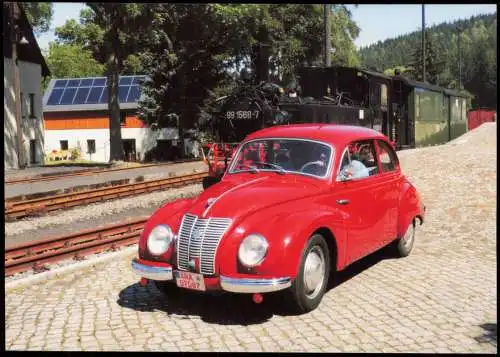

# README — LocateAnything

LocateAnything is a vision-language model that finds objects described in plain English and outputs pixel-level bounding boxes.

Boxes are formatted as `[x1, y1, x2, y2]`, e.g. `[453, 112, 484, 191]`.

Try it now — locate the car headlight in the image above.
[238, 234, 269, 267]
[147, 225, 174, 256]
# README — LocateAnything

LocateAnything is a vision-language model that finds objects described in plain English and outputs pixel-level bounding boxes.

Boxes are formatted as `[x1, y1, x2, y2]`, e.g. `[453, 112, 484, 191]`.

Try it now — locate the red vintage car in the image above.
[131, 124, 425, 313]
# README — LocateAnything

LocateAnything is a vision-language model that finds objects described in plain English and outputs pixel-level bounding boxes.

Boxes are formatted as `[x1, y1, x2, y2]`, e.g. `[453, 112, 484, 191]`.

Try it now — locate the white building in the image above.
[4, 3, 50, 169]
[42, 75, 200, 163]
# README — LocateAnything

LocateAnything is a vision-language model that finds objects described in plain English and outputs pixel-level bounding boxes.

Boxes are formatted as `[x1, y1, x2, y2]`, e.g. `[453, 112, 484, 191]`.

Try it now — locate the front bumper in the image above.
[131, 258, 291, 293]
[131, 259, 173, 281]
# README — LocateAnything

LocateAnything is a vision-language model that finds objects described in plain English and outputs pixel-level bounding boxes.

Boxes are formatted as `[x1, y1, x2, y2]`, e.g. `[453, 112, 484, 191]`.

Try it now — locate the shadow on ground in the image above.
[117, 246, 398, 326]
[475, 323, 497, 346]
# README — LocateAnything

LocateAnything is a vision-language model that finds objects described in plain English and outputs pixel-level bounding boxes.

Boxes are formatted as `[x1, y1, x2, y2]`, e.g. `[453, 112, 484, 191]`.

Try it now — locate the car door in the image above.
[334, 140, 388, 265]
[374, 139, 402, 246]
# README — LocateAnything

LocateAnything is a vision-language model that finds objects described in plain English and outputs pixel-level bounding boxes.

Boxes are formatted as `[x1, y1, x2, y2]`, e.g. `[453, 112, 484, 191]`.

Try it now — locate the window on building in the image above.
[60, 140, 69, 150]
[87, 139, 96, 154]
[29, 93, 36, 118]
[120, 111, 127, 126]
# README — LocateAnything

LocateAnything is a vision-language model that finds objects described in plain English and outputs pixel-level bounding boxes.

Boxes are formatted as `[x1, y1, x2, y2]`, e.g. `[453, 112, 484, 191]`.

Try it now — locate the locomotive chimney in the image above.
[253, 43, 271, 84]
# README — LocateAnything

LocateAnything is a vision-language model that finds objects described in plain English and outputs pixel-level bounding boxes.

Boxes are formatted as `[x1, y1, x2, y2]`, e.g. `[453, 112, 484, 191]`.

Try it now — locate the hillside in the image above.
[358, 13, 497, 108]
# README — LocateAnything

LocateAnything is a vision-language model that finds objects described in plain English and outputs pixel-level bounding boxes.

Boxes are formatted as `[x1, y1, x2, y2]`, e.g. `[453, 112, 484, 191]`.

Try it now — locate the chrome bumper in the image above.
[131, 259, 173, 281]
[220, 276, 292, 293]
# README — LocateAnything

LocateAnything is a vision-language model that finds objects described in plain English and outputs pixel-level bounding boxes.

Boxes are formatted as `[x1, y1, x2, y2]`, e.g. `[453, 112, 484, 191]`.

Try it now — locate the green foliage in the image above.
[22, 2, 53, 34]
[360, 13, 497, 108]
[45, 43, 105, 79]
[405, 30, 446, 84]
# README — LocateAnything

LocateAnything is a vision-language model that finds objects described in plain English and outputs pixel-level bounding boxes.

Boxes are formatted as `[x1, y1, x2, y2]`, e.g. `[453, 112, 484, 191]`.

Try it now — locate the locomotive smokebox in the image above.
[252, 43, 271, 84]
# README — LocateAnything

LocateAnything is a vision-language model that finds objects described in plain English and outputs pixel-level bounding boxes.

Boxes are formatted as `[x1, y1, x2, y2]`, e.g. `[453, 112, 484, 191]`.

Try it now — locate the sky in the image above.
[37, 3, 498, 52]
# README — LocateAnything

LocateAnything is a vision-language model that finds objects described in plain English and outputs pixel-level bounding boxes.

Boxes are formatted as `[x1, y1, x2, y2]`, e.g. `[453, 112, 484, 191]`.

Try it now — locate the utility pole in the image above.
[324, 4, 331, 67]
[421, 4, 426, 82]
[9, 2, 26, 169]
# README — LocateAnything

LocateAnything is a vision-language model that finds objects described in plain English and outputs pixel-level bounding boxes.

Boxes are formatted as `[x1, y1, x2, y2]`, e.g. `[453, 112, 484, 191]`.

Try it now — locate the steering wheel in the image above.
[300, 161, 325, 174]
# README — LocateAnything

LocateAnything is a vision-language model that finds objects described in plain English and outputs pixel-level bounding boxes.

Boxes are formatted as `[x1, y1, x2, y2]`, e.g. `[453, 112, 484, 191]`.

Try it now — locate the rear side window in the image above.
[377, 140, 399, 172]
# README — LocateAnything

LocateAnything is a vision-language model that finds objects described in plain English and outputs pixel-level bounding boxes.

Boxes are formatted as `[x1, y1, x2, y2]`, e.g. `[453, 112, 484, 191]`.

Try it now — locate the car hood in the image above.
[185, 174, 326, 221]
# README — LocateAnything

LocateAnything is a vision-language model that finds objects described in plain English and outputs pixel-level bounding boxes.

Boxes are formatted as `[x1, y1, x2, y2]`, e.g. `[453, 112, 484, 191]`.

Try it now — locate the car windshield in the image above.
[229, 138, 333, 178]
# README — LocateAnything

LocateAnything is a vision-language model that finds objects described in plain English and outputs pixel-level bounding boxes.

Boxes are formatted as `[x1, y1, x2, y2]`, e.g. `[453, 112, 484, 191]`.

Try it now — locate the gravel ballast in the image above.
[5, 184, 203, 237]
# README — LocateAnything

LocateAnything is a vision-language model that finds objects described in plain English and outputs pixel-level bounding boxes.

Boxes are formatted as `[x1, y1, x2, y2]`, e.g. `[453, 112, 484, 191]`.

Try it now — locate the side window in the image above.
[377, 140, 399, 172]
[60, 140, 69, 150]
[337, 140, 379, 180]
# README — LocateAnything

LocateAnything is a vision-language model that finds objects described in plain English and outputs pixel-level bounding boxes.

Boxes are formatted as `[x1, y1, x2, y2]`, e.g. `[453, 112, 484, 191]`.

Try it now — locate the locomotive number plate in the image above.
[226, 110, 259, 120]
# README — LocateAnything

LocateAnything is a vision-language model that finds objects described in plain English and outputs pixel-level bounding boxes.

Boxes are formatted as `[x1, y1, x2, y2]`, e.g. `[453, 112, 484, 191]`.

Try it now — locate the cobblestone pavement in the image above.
[5, 124, 497, 352]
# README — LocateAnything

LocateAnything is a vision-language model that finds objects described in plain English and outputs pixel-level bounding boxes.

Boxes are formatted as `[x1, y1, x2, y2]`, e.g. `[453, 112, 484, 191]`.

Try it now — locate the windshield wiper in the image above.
[255, 162, 286, 175]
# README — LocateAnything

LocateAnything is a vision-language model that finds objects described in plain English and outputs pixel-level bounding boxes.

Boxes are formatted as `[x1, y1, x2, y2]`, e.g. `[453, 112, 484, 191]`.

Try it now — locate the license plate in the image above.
[174, 271, 206, 291]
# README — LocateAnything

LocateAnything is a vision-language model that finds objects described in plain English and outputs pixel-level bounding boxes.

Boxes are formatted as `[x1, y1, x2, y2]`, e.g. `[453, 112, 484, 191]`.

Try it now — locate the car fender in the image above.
[218, 203, 348, 279]
[397, 181, 425, 238]
[139, 198, 194, 257]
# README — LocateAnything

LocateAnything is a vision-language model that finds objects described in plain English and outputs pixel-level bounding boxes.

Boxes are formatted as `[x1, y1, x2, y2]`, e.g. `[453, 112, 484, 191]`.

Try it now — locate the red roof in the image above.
[244, 124, 386, 148]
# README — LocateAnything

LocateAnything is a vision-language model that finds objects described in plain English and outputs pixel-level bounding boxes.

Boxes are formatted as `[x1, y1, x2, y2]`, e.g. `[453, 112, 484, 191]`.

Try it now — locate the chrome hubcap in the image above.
[402, 223, 415, 250]
[303, 246, 326, 299]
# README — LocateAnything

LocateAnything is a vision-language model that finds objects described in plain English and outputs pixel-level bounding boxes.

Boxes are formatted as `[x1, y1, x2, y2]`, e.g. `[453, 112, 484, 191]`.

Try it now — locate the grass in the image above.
[43, 159, 109, 167]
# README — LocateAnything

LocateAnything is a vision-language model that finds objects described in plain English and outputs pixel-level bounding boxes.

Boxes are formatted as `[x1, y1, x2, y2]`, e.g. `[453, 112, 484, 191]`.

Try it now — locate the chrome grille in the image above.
[176, 213, 232, 275]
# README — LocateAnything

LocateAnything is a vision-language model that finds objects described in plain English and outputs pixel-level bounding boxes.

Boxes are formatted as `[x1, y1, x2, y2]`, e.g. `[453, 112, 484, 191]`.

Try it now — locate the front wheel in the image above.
[288, 234, 330, 313]
[393, 220, 416, 257]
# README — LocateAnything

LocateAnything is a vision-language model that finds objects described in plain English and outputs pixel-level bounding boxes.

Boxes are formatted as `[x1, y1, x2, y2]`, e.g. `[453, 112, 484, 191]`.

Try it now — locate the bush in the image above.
[70, 147, 81, 160]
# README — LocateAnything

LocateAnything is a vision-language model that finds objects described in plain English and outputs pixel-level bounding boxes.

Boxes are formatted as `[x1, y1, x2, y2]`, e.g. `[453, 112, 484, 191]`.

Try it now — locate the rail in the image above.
[5, 172, 208, 220]
[5, 218, 147, 277]
[5, 158, 203, 185]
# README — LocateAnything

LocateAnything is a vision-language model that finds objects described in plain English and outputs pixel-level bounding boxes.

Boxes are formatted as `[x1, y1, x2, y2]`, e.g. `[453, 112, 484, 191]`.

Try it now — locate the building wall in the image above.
[43, 113, 201, 162]
[4, 57, 44, 169]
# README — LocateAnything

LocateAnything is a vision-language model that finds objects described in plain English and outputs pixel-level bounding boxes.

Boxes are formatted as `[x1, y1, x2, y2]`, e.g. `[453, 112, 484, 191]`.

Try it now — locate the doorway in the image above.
[122, 139, 137, 162]
[29, 139, 37, 164]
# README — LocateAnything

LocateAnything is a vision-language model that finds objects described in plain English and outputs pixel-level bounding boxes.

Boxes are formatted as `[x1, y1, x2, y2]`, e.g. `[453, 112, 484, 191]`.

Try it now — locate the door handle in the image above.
[336, 199, 350, 205]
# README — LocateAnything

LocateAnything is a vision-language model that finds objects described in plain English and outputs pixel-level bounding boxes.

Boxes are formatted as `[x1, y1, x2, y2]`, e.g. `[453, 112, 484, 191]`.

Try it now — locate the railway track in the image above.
[5, 158, 202, 185]
[5, 218, 147, 277]
[5, 171, 207, 220]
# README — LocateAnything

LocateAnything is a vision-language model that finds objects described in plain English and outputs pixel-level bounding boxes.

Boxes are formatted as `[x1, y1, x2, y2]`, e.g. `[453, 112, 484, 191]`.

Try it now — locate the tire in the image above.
[394, 220, 416, 257]
[288, 234, 330, 314]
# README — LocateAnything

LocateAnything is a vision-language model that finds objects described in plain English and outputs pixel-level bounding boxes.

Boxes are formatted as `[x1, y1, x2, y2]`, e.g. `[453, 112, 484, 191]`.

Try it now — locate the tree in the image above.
[23, 2, 53, 35]
[139, 4, 241, 155]
[55, 4, 157, 162]
[405, 30, 445, 84]
[45, 43, 105, 79]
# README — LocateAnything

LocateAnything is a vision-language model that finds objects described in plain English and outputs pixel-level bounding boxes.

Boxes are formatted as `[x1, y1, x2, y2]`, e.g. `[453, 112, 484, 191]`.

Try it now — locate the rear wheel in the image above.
[288, 234, 330, 313]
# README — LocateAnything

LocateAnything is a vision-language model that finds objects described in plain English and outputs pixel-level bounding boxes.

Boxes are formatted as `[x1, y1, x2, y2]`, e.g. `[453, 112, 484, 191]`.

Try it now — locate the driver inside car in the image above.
[341, 145, 371, 179]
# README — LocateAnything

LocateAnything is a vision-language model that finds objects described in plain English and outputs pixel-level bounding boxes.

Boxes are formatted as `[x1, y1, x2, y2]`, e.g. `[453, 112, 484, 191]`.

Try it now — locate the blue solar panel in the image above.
[93, 78, 106, 86]
[99, 87, 109, 104]
[73, 87, 91, 104]
[127, 85, 141, 102]
[47, 88, 64, 105]
[67, 79, 81, 87]
[47, 76, 146, 106]
[119, 77, 133, 85]
[60, 88, 77, 105]
[87, 87, 103, 104]
[80, 78, 93, 86]
[132, 76, 144, 84]
[119, 86, 131, 102]
[54, 80, 68, 89]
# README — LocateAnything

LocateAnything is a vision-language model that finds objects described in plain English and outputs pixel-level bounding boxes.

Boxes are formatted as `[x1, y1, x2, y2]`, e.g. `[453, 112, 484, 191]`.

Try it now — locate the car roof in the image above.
[244, 124, 387, 148]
